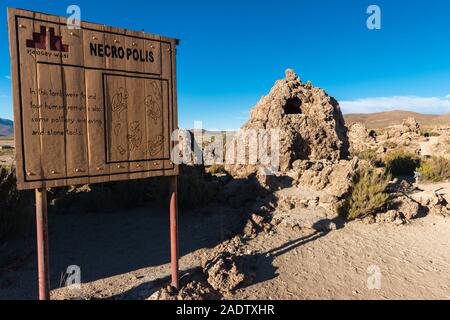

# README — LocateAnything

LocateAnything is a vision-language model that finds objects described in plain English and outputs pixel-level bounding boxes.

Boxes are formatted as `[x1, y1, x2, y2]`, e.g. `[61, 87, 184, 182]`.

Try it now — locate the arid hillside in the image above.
[344, 110, 450, 128]
[0, 118, 13, 137]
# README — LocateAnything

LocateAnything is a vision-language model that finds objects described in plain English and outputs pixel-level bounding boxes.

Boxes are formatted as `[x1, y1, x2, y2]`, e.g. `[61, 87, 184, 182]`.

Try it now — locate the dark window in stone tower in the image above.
[283, 97, 302, 114]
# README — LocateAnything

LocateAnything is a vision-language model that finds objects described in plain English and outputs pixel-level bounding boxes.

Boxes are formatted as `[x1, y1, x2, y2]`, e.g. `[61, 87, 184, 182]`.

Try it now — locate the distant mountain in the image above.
[0, 118, 13, 136]
[344, 110, 450, 128]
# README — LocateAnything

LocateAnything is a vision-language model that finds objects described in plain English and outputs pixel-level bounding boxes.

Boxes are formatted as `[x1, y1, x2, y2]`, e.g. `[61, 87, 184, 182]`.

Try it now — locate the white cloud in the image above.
[340, 95, 450, 114]
[5, 75, 11, 80]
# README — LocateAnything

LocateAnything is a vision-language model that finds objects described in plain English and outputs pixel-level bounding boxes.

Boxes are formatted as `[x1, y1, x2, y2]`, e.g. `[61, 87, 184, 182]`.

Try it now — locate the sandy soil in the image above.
[0, 204, 245, 300]
[234, 215, 450, 299]
[2, 194, 449, 300]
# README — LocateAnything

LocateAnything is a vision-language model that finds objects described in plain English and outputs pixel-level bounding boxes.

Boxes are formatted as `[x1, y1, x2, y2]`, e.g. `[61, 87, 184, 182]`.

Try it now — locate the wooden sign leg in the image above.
[35, 188, 50, 300]
[169, 175, 179, 289]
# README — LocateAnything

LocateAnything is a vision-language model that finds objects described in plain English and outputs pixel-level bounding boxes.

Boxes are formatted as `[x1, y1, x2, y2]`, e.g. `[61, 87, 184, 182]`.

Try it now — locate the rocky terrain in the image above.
[144, 70, 450, 299]
[2, 70, 450, 300]
[345, 110, 450, 129]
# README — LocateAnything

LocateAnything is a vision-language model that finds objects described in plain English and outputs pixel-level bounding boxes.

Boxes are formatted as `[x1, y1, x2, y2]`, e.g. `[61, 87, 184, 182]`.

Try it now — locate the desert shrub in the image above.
[338, 165, 391, 220]
[417, 156, 450, 182]
[178, 165, 220, 209]
[350, 148, 377, 165]
[384, 149, 420, 176]
[421, 131, 440, 137]
[0, 166, 33, 241]
[0, 149, 14, 156]
[383, 141, 398, 149]
[208, 164, 226, 174]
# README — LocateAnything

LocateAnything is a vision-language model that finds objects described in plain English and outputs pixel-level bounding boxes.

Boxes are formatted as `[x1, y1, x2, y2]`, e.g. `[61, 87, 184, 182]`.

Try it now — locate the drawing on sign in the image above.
[114, 123, 121, 136]
[117, 145, 126, 155]
[147, 135, 164, 156]
[151, 81, 161, 99]
[111, 87, 128, 119]
[127, 121, 143, 151]
[145, 80, 162, 124]
[145, 94, 161, 125]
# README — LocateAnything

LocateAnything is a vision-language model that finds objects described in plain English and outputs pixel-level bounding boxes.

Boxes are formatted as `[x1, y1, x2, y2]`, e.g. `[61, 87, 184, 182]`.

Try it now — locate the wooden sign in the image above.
[7, 8, 179, 190]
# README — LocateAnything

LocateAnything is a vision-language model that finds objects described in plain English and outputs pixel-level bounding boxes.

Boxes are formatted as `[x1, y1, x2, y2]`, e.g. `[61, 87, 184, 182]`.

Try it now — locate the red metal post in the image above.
[169, 175, 179, 289]
[35, 188, 50, 300]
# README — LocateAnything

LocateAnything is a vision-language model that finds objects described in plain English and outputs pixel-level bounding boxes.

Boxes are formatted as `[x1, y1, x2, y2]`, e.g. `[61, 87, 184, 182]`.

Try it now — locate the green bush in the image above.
[417, 157, 450, 182]
[179, 165, 220, 209]
[0, 149, 14, 156]
[208, 164, 226, 174]
[350, 148, 377, 165]
[383, 141, 398, 149]
[338, 165, 391, 220]
[384, 149, 420, 176]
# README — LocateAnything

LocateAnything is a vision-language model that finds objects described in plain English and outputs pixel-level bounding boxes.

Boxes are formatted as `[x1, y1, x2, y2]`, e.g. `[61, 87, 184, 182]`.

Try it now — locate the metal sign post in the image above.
[170, 175, 179, 289]
[35, 188, 50, 300]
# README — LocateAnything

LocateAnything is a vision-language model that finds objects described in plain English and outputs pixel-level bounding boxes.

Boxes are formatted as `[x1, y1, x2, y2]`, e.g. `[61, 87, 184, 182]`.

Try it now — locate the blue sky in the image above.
[0, 0, 449, 130]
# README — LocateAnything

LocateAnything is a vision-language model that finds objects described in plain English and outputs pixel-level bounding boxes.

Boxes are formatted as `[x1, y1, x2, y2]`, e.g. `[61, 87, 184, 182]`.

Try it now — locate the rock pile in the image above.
[150, 236, 255, 300]
[226, 69, 349, 177]
[348, 122, 377, 153]
[371, 194, 421, 224]
[379, 117, 422, 154]
[347, 118, 423, 158]
[221, 70, 363, 231]
[201, 237, 254, 294]
[148, 269, 221, 300]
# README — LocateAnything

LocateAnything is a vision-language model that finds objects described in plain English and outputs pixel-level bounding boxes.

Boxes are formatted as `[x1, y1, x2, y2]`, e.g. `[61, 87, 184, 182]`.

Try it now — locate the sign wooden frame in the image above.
[8, 8, 179, 190]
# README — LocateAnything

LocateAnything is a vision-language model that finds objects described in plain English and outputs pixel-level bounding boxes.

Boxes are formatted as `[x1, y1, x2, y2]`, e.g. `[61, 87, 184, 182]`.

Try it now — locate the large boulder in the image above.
[226, 69, 349, 177]
[291, 157, 359, 199]
[401, 117, 421, 135]
[348, 122, 376, 153]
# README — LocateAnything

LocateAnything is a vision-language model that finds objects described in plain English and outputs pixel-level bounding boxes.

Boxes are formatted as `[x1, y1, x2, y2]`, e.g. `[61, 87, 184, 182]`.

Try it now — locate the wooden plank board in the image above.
[125, 31, 148, 180]
[33, 12, 67, 186]
[11, 12, 42, 186]
[7, 8, 179, 189]
[82, 22, 110, 184]
[60, 16, 89, 184]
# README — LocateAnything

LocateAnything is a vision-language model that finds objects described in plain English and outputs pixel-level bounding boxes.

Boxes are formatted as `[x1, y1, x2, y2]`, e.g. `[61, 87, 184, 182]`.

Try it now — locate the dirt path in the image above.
[234, 181, 450, 300]
[2, 189, 450, 300]
[233, 215, 450, 299]
[45, 213, 450, 300]
[0, 204, 245, 300]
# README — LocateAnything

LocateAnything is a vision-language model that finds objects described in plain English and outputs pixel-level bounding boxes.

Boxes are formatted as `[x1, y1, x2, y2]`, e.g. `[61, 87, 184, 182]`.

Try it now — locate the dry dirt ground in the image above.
[2, 188, 450, 300]
[0, 204, 244, 300]
[233, 214, 450, 299]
